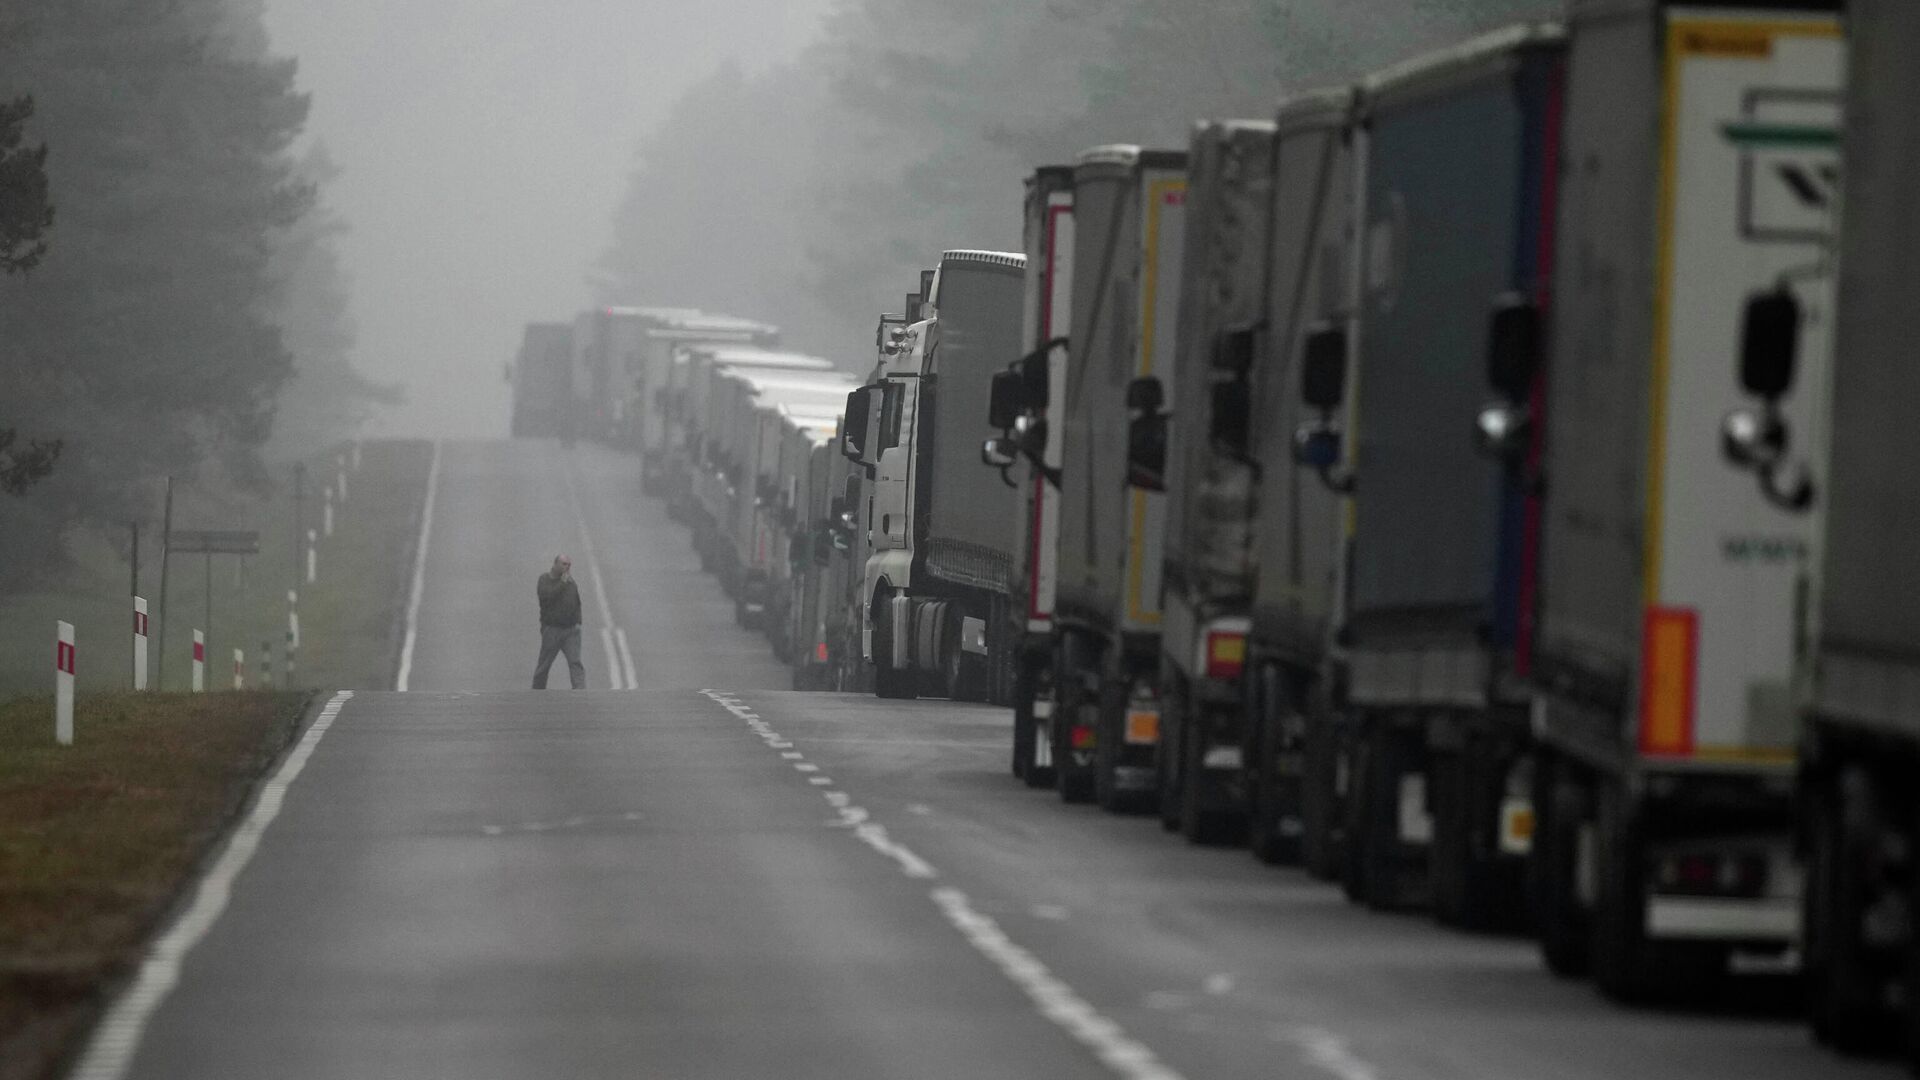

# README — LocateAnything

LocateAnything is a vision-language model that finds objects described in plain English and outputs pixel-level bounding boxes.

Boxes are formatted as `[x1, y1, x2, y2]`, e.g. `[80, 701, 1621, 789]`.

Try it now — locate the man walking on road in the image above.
[533, 555, 586, 689]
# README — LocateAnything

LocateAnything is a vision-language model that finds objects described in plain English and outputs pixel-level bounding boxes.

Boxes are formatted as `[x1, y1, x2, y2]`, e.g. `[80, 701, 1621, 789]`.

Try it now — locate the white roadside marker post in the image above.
[323, 485, 335, 538]
[133, 596, 149, 691]
[287, 590, 300, 687]
[336, 453, 348, 503]
[233, 648, 245, 690]
[191, 630, 205, 693]
[55, 621, 75, 746]
[306, 529, 317, 584]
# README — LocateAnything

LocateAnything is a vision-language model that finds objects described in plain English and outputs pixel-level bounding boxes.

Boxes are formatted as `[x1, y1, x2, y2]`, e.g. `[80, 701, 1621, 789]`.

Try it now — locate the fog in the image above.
[260, 0, 836, 438]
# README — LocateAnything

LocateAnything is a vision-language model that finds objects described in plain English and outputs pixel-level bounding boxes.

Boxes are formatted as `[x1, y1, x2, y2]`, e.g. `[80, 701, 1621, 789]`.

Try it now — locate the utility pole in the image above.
[156, 477, 173, 691]
[130, 521, 139, 689]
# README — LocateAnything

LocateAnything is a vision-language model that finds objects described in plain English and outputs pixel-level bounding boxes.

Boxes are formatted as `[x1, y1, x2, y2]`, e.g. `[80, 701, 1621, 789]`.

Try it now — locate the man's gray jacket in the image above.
[536, 571, 583, 627]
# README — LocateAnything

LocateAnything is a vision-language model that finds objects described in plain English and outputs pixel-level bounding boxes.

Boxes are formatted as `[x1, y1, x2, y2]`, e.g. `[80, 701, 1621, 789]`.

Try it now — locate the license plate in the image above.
[1124, 710, 1160, 745]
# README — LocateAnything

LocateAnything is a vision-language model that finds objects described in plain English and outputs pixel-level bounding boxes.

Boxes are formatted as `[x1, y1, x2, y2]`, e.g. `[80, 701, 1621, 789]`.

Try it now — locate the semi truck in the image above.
[981, 166, 1074, 789]
[1294, 24, 1568, 921]
[1155, 121, 1274, 845]
[841, 250, 1027, 702]
[568, 307, 779, 461]
[674, 346, 834, 555]
[1051, 146, 1188, 811]
[1238, 88, 1364, 882]
[1720, 0, 1913, 1053]
[509, 322, 576, 438]
[1526, 0, 1842, 1000]
[705, 366, 852, 621]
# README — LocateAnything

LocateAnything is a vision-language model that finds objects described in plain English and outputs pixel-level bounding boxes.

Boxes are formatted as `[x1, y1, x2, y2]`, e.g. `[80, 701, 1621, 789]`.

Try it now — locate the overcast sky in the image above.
[261, 0, 835, 437]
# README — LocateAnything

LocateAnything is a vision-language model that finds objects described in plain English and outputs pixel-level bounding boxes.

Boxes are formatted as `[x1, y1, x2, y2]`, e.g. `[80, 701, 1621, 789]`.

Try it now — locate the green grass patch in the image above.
[0, 691, 311, 1079]
[0, 439, 431, 696]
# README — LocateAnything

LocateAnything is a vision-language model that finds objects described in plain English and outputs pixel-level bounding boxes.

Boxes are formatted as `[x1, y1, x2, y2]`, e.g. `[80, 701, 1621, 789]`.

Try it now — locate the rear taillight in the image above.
[1204, 631, 1246, 681]
[815, 641, 829, 663]
[1654, 851, 1768, 899]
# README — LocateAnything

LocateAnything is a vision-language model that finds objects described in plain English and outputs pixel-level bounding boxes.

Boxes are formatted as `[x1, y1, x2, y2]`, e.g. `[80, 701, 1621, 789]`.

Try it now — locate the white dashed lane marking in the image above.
[696, 688, 1188, 1080]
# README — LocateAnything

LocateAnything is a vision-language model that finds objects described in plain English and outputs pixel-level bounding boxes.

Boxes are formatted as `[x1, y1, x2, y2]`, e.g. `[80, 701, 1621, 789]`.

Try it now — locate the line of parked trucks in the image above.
[510, 0, 1917, 1062]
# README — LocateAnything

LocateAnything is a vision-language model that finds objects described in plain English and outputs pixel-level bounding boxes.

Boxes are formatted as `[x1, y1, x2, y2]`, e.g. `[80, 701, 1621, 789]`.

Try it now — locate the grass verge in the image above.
[0, 439, 432, 695]
[0, 691, 311, 1080]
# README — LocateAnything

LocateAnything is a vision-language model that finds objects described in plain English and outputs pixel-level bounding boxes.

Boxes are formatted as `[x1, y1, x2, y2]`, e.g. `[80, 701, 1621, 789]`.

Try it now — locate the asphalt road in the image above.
[96, 440, 1891, 1079]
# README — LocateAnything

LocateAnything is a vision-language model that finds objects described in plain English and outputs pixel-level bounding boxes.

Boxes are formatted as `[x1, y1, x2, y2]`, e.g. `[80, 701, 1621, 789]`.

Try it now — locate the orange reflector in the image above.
[1205, 631, 1246, 681]
[1638, 607, 1698, 756]
[815, 641, 829, 663]
[1125, 710, 1160, 745]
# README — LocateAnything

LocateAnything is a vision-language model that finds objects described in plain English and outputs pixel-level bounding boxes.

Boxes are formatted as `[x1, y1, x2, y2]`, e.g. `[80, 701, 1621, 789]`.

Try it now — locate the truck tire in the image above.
[1807, 767, 1893, 1052]
[1179, 707, 1240, 846]
[1157, 671, 1186, 832]
[1247, 665, 1299, 865]
[1590, 784, 1718, 1004]
[1430, 743, 1518, 932]
[872, 601, 918, 702]
[1301, 706, 1342, 881]
[1011, 662, 1033, 780]
[1530, 754, 1591, 977]
[1344, 718, 1424, 910]
[1054, 634, 1096, 804]
[1093, 674, 1149, 814]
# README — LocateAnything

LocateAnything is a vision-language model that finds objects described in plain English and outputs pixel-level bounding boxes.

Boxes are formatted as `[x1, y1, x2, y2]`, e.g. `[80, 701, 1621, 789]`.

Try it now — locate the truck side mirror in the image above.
[1486, 294, 1541, 403]
[1300, 324, 1347, 412]
[1740, 289, 1800, 401]
[1126, 375, 1165, 414]
[1213, 325, 1258, 377]
[1128, 412, 1168, 491]
[1209, 378, 1251, 456]
[981, 436, 1017, 470]
[988, 369, 1025, 431]
[840, 387, 873, 461]
[1021, 340, 1061, 408]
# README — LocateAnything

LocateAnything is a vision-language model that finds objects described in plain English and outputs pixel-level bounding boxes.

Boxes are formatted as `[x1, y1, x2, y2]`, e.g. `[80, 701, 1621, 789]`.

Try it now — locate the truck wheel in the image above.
[1342, 726, 1373, 904]
[1157, 671, 1186, 832]
[1011, 663, 1034, 780]
[1179, 707, 1240, 846]
[1301, 708, 1341, 881]
[1590, 785, 1717, 1004]
[1094, 675, 1138, 814]
[874, 662, 917, 700]
[1531, 754, 1592, 977]
[1345, 719, 1422, 910]
[1054, 635, 1096, 804]
[1247, 666, 1299, 865]
[1807, 767, 1893, 1052]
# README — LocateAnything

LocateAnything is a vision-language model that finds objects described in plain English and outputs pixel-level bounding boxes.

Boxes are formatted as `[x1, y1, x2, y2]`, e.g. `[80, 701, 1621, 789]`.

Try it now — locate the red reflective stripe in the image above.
[193, 642, 205, 662]
[55, 642, 76, 675]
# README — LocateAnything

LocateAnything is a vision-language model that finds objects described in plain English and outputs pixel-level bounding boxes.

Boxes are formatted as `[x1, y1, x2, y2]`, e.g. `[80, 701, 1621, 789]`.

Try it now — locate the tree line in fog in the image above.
[594, 0, 1555, 363]
[0, 0, 383, 587]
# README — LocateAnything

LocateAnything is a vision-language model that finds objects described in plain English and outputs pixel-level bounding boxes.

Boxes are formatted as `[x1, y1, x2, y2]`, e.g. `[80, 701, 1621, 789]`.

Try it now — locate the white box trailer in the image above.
[570, 307, 778, 455]
[1156, 120, 1276, 845]
[981, 165, 1075, 789]
[1528, 0, 1842, 1001]
[1052, 146, 1187, 809]
[710, 367, 852, 619]
[1319, 24, 1569, 922]
[1242, 88, 1364, 884]
[674, 346, 833, 547]
[1777, 0, 1920, 1053]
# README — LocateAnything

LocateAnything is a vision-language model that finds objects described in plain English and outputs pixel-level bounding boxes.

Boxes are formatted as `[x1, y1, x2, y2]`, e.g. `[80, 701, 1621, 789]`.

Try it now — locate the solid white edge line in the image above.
[395, 440, 441, 692]
[614, 627, 639, 690]
[599, 626, 620, 691]
[70, 690, 357, 1080]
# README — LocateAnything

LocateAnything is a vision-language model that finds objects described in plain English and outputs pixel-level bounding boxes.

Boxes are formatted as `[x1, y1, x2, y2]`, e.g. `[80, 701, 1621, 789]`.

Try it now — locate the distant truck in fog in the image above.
[510, 322, 576, 438]
[575, 307, 779, 462]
